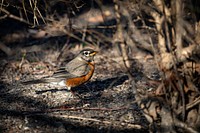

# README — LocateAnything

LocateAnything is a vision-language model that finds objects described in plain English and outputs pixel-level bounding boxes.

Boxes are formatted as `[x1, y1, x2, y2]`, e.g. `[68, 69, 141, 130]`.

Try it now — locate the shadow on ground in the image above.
[0, 75, 149, 132]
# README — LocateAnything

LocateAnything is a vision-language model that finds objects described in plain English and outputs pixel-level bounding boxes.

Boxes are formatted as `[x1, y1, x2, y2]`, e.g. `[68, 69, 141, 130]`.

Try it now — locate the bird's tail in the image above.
[22, 79, 48, 85]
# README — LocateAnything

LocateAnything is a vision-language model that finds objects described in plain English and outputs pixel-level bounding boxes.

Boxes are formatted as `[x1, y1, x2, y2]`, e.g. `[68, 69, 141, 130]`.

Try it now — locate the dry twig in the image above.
[49, 114, 143, 130]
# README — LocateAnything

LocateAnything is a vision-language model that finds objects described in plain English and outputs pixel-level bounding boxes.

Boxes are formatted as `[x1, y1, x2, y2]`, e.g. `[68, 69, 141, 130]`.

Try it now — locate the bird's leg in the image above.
[70, 90, 76, 97]
[64, 87, 73, 99]
[71, 89, 83, 99]
[66, 87, 82, 99]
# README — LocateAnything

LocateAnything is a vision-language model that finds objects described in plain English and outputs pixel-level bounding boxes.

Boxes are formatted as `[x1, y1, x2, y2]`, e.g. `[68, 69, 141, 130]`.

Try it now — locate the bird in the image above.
[22, 48, 98, 97]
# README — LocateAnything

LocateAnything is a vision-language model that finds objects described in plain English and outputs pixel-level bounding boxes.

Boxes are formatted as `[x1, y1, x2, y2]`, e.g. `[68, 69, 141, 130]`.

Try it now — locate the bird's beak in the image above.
[90, 51, 98, 56]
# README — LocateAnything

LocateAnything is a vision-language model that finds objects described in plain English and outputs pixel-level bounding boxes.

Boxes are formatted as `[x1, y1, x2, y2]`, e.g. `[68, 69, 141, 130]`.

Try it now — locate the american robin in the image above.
[22, 48, 98, 96]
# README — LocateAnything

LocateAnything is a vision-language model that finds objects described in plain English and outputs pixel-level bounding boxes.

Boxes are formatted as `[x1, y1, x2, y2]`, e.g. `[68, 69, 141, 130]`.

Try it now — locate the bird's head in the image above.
[78, 49, 98, 62]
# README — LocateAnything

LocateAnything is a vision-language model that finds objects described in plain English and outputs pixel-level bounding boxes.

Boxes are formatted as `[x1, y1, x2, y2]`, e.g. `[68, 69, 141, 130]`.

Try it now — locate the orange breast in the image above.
[66, 62, 95, 87]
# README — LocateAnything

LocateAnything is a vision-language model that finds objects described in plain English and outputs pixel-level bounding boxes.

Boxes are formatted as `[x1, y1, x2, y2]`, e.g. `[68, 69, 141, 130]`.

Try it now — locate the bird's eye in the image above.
[83, 51, 90, 56]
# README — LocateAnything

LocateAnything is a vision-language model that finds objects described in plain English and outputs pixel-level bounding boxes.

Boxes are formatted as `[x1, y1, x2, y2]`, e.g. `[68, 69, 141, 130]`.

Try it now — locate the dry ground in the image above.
[0, 40, 159, 132]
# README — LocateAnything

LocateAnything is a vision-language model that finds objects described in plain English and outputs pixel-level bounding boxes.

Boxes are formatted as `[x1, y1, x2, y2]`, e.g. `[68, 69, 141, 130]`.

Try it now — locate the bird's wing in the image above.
[22, 60, 91, 85]
[50, 68, 77, 79]
[62, 60, 90, 77]
[22, 70, 76, 85]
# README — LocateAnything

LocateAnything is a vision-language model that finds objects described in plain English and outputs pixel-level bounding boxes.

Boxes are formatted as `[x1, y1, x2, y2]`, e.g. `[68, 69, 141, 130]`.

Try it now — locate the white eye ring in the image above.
[84, 51, 90, 56]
